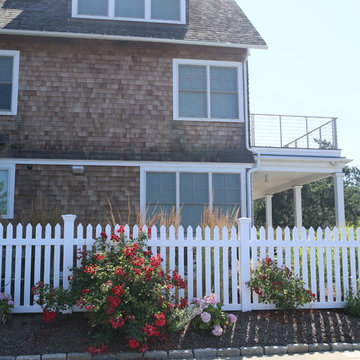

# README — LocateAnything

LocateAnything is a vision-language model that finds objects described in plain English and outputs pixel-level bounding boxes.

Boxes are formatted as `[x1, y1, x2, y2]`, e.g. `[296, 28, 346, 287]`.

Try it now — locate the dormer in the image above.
[71, 0, 187, 24]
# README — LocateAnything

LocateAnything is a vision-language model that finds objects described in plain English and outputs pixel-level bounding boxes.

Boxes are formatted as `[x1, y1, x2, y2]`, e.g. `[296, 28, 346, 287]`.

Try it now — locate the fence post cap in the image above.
[61, 214, 77, 221]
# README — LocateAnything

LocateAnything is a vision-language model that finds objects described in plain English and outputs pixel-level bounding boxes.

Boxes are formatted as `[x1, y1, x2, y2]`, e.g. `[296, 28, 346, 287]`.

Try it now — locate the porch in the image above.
[249, 114, 351, 228]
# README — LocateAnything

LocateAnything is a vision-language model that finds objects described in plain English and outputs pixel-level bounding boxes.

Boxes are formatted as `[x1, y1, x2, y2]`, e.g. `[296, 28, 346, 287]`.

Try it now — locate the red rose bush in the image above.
[247, 257, 315, 310]
[32, 227, 189, 354]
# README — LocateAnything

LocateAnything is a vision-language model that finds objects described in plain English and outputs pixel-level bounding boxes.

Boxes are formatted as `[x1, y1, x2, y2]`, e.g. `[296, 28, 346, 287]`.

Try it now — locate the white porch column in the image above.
[333, 172, 346, 228]
[265, 194, 273, 229]
[293, 185, 303, 229]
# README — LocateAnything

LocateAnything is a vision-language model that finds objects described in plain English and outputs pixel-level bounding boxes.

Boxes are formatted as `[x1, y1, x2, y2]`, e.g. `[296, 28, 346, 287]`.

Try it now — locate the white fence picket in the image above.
[178, 226, 185, 299]
[195, 226, 203, 299]
[325, 227, 333, 303]
[186, 226, 194, 304]
[222, 227, 229, 307]
[213, 227, 220, 302]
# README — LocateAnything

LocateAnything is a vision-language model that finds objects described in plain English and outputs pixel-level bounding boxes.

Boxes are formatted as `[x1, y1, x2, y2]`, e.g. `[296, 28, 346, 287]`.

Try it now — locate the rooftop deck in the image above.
[250, 114, 338, 150]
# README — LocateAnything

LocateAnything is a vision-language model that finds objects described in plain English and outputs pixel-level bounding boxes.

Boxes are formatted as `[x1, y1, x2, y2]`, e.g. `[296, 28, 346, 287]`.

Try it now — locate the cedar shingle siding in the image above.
[0, 36, 253, 163]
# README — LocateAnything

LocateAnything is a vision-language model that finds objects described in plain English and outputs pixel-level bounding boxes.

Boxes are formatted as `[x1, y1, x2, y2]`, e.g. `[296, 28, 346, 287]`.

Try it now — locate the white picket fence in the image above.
[0, 214, 359, 313]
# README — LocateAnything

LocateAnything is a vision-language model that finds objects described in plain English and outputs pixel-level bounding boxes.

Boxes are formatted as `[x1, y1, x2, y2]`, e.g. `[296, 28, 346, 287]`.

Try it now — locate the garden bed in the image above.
[1, 309, 360, 356]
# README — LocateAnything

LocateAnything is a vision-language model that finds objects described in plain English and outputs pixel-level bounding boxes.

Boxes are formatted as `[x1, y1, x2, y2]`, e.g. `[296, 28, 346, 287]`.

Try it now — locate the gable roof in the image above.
[0, 0, 267, 48]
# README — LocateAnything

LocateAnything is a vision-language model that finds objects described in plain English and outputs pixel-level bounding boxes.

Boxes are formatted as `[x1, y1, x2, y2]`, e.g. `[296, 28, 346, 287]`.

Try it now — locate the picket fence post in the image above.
[62, 214, 77, 290]
[238, 217, 252, 312]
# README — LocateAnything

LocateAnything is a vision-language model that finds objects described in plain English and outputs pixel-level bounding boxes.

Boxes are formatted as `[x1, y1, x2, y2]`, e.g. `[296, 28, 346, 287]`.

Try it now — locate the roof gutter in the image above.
[0, 29, 268, 49]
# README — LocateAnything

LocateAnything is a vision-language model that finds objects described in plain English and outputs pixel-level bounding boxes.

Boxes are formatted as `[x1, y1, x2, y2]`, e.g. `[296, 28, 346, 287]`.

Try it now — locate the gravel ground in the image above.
[1, 310, 360, 356]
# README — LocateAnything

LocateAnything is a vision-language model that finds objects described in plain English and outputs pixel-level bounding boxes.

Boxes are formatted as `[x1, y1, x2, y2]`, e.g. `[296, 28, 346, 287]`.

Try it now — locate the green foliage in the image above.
[0, 293, 14, 324]
[254, 166, 360, 228]
[32, 228, 189, 354]
[247, 257, 315, 310]
[190, 294, 237, 336]
[346, 290, 360, 316]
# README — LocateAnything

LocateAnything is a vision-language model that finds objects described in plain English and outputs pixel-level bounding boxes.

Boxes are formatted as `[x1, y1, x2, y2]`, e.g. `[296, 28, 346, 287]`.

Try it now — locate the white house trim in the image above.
[173, 59, 245, 123]
[253, 147, 343, 158]
[0, 50, 20, 116]
[0, 158, 254, 168]
[0, 164, 15, 219]
[71, 0, 187, 25]
[293, 185, 303, 229]
[0, 30, 268, 50]
[333, 173, 346, 228]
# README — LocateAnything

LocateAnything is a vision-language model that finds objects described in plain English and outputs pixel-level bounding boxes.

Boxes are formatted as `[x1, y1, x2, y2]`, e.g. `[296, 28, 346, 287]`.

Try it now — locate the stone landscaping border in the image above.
[1, 343, 360, 360]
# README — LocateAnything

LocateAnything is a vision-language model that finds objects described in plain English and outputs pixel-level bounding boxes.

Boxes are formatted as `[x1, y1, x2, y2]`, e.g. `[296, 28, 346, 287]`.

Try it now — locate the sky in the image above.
[237, 0, 360, 166]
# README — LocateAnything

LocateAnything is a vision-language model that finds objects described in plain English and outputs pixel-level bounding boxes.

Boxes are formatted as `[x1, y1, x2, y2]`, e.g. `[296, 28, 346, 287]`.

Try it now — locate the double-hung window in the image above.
[0, 165, 15, 219]
[0, 50, 20, 116]
[173, 59, 244, 122]
[145, 171, 242, 229]
[72, 0, 186, 24]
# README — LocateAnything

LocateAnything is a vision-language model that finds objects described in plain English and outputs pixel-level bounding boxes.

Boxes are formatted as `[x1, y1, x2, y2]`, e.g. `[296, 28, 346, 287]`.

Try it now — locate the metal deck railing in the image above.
[250, 114, 338, 149]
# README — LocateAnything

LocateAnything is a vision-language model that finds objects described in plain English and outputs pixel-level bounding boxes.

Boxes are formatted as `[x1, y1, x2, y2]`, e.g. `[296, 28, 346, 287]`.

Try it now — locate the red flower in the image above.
[143, 324, 160, 337]
[133, 268, 141, 276]
[109, 316, 125, 329]
[42, 308, 57, 323]
[178, 297, 189, 309]
[154, 312, 166, 327]
[148, 228, 152, 238]
[172, 270, 186, 289]
[265, 257, 273, 265]
[112, 285, 125, 296]
[94, 253, 105, 261]
[88, 343, 108, 355]
[128, 339, 140, 349]
[85, 305, 92, 311]
[114, 267, 123, 275]
[107, 296, 121, 308]
[100, 232, 107, 239]
[81, 289, 90, 294]
[118, 225, 125, 233]
[84, 264, 98, 275]
[150, 254, 162, 267]
[111, 234, 120, 242]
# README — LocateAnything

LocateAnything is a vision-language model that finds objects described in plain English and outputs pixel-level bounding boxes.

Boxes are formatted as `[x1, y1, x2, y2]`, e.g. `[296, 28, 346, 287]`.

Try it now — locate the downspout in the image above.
[243, 49, 261, 222]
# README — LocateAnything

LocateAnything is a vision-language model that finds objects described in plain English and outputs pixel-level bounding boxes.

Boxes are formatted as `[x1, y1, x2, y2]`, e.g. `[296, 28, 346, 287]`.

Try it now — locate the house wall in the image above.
[0, 35, 252, 163]
[13, 164, 140, 224]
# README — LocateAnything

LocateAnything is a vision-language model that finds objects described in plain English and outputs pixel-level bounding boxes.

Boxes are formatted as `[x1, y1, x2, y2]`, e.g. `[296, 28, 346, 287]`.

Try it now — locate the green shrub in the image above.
[247, 257, 315, 310]
[32, 227, 189, 354]
[346, 290, 360, 316]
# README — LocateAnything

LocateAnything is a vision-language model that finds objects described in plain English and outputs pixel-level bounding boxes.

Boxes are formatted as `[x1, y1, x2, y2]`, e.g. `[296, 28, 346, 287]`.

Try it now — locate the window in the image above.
[0, 50, 20, 116]
[0, 165, 15, 219]
[72, 0, 186, 24]
[173, 59, 244, 122]
[145, 172, 241, 229]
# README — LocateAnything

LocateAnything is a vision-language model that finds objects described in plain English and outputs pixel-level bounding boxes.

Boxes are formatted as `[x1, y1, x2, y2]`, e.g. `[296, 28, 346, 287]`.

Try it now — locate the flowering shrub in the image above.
[247, 257, 315, 310]
[190, 294, 237, 336]
[0, 292, 14, 324]
[33, 227, 189, 354]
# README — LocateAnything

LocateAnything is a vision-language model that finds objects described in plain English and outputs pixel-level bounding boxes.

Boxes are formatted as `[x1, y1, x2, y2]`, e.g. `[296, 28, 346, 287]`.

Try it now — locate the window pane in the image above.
[180, 173, 208, 204]
[179, 65, 206, 91]
[0, 57, 13, 83]
[78, 0, 108, 16]
[210, 67, 238, 92]
[179, 91, 207, 118]
[146, 172, 176, 204]
[0, 84, 12, 111]
[0, 170, 8, 216]
[152, 0, 180, 20]
[213, 174, 240, 204]
[211, 93, 238, 119]
[181, 204, 205, 229]
[115, 0, 144, 18]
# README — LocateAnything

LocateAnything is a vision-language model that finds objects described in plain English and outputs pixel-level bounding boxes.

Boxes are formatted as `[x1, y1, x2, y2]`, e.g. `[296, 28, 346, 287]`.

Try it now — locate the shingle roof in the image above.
[0, 0, 266, 48]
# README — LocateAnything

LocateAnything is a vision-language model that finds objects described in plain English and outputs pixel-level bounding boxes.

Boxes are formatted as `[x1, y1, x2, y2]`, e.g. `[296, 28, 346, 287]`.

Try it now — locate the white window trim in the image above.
[173, 58, 245, 123]
[72, 0, 186, 24]
[0, 164, 15, 219]
[140, 164, 247, 221]
[0, 50, 20, 116]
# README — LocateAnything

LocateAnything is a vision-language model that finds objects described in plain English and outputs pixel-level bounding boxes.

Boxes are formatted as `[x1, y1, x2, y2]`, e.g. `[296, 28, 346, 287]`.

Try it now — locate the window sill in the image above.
[173, 117, 244, 123]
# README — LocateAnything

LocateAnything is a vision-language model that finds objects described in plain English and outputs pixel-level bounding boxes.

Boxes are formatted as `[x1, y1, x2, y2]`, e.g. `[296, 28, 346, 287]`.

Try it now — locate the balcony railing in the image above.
[250, 114, 338, 150]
